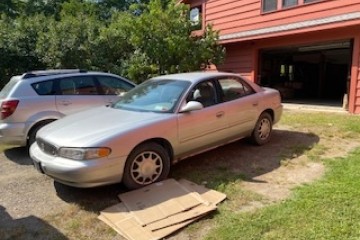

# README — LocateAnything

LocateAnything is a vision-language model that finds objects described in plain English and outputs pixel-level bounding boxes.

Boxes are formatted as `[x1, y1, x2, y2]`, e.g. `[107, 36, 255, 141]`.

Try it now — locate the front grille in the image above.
[37, 138, 57, 156]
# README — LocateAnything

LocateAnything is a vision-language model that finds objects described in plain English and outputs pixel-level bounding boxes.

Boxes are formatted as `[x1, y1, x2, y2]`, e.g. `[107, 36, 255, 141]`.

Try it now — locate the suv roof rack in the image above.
[22, 69, 87, 79]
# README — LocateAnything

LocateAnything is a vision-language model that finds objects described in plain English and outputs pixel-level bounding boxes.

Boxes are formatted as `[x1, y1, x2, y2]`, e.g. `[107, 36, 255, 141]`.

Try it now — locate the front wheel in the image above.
[250, 112, 273, 146]
[123, 142, 170, 190]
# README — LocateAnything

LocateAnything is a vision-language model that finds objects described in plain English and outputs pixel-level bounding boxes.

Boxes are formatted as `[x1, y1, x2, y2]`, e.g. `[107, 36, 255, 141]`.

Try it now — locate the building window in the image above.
[262, 0, 322, 13]
[283, 0, 298, 8]
[190, 6, 202, 30]
[262, 0, 277, 12]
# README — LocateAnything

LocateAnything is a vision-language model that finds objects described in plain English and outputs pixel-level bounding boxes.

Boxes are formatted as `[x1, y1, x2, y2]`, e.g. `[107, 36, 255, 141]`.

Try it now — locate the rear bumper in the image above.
[273, 104, 283, 125]
[0, 123, 27, 146]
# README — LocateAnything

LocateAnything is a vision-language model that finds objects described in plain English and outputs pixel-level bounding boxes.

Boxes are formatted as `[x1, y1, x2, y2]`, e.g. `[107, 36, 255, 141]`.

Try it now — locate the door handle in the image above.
[216, 111, 225, 118]
[60, 100, 72, 106]
[253, 102, 259, 107]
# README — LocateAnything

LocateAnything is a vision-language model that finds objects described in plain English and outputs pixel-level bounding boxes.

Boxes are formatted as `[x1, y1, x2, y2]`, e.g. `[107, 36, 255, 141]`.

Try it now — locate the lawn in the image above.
[203, 111, 360, 240]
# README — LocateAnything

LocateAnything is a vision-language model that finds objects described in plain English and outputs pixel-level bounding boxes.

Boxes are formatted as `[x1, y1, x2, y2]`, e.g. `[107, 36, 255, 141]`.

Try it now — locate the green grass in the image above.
[280, 111, 360, 138]
[203, 112, 360, 240]
[205, 148, 360, 240]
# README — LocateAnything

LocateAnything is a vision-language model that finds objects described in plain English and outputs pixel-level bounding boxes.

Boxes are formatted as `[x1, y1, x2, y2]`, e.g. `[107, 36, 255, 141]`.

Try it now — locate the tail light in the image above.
[1, 100, 19, 120]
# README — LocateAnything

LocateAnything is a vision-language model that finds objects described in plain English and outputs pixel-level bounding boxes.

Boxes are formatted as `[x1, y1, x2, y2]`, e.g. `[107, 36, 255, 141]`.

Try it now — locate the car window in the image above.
[113, 79, 190, 113]
[96, 76, 134, 95]
[60, 76, 98, 95]
[0, 77, 19, 98]
[187, 81, 217, 107]
[218, 78, 255, 102]
[32, 80, 54, 95]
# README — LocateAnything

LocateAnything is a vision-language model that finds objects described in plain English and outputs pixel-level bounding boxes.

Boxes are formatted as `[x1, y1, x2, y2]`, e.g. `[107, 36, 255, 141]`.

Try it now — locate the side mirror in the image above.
[179, 101, 203, 113]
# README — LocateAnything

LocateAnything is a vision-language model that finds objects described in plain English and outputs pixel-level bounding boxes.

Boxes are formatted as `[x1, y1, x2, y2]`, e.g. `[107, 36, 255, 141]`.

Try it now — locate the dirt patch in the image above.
[240, 124, 360, 204]
[241, 159, 324, 202]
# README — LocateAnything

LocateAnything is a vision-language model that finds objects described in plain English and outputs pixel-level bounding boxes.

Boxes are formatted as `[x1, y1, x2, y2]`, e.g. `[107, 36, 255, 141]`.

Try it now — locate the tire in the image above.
[123, 142, 170, 190]
[250, 112, 273, 146]
[27, 121, 52, 147]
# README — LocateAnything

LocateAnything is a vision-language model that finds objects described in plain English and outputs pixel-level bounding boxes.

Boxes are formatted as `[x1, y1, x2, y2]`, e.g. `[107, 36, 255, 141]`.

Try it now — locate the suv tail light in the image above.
[1, 100, 19, 120]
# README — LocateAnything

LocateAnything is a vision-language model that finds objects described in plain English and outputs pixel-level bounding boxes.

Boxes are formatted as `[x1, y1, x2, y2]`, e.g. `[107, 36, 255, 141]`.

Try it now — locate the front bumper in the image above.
[30, 142, 128, 188]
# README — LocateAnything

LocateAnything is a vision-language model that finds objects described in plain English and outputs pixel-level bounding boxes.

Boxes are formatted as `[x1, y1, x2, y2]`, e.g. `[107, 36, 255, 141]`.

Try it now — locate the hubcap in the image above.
[258, 118, 271, 140]
[130, 151, 163, 185]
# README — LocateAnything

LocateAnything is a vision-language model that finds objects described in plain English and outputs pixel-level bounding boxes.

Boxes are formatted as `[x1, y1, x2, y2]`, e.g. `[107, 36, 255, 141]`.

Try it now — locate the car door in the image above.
[217, 77, 258, 137]
[177, 80, 228, 156]
[55, 76, 104, 116]
[95, 75, 135, 105]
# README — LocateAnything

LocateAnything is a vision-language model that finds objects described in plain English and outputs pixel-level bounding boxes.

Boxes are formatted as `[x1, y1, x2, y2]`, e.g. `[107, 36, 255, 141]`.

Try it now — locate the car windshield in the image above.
[112, 79, 191, 113]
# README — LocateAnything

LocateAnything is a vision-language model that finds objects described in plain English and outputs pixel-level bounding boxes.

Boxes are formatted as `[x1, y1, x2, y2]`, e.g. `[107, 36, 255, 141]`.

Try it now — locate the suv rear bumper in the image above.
[0, 123, 27, 146]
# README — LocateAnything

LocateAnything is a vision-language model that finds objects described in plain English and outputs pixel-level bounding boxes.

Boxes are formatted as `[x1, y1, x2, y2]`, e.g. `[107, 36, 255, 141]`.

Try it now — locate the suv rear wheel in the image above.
[28, 120, 54, 147]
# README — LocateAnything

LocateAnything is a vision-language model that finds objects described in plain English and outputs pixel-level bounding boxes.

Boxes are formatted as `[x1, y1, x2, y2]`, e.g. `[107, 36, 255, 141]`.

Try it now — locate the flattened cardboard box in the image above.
[99, 202, 205, 240]
[98, 178, 226, 240]
[118, 179, 206, 226]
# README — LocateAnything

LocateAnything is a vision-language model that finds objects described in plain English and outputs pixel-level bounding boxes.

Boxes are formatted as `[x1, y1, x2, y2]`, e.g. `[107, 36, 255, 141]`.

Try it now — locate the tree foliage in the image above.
[0, 0, 225, 85]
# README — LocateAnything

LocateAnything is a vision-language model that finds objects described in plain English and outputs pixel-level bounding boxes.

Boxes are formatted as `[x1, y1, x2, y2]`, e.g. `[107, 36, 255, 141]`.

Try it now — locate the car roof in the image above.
[12, 69, 134, 85]
[152, 71, 242, 83]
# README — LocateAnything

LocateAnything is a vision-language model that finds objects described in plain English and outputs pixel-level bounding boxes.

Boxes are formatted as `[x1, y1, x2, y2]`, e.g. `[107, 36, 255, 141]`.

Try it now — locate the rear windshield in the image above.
[0, 77, 20, 98]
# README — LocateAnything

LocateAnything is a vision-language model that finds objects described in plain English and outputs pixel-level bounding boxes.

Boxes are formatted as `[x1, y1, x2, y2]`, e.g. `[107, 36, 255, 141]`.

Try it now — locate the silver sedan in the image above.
[30, 72, 282, 189]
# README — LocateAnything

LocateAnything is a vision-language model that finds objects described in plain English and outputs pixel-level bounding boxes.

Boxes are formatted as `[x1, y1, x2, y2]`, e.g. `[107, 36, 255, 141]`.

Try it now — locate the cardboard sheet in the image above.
[118, 178, 205, 226]
[178, 179, 227, 205]
[99, 179, 227, 240]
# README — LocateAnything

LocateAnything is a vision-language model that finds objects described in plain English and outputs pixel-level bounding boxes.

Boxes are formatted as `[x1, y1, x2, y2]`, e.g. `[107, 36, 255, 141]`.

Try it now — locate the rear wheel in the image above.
[123, 142, 170, 189]
[250, 112, 273, 145]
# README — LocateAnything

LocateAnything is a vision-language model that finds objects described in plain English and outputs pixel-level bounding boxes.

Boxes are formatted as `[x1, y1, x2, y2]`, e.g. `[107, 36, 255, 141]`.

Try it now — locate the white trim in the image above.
[220, 12, 360, 41]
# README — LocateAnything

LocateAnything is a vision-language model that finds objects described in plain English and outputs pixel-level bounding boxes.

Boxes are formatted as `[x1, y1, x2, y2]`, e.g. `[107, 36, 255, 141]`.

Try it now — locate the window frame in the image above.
[262, 0, 324, 14]
[216, 77, 256, 103]
[189, 2, 205, 33]
[95, 75, 134, 95]
[186, 80, 218, 108]
[31, 80, 55, 96]
[57, 76, 100, 96]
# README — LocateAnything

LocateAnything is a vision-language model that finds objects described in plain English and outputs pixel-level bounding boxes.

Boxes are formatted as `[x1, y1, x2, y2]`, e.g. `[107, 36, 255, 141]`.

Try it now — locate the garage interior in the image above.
[259, 40, 352, 109]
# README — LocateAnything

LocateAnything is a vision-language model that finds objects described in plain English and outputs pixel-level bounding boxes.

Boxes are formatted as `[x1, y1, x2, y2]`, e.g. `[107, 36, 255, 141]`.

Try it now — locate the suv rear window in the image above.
[32, 81, 55, 95]
[0, 77, 20, 98]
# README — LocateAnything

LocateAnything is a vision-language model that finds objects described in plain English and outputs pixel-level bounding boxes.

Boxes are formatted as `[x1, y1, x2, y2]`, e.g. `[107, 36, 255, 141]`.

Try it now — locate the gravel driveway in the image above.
[0, 146, 126, 239]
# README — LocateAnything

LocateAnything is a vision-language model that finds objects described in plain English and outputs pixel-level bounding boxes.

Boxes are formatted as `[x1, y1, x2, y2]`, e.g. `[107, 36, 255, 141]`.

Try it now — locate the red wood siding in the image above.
[216, 42, 256, 80]
[349, 36, 360, 114]
[202, 0, 360, 41]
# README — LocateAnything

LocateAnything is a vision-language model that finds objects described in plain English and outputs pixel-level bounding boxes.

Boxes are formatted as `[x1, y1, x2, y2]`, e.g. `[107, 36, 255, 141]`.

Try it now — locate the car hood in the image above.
[38, 106, 170, 147]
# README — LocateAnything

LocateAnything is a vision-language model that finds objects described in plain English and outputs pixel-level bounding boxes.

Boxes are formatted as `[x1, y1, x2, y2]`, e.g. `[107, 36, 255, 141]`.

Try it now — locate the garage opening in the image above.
[259, 40, 352, 108]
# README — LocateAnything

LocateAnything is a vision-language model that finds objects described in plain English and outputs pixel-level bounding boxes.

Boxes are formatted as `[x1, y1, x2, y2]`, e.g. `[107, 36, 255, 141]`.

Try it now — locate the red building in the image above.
[182, 0, 360, 114]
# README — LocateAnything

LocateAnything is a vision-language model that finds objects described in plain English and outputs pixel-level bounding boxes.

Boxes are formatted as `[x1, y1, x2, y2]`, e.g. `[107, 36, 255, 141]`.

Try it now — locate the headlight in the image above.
[58, 147, 111, 160]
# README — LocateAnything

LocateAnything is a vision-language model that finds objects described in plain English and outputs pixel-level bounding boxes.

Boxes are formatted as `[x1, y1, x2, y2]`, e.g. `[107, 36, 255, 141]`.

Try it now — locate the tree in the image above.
[0, 14, 47, 85]
[115, 0, 225, 82]
[0, 0, 224, 85]
[21, 0, 69, 19]
[36, 0, 102, 69]
[0, 0, 22, 17]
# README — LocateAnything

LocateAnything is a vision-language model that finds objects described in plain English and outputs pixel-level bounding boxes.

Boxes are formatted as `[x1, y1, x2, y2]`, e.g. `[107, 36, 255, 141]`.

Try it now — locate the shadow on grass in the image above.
[0, 205, 68, 240]
[170, 129, 319, 190]
[53, 182, 127, 212]
[3, 147, 33, 165]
